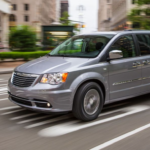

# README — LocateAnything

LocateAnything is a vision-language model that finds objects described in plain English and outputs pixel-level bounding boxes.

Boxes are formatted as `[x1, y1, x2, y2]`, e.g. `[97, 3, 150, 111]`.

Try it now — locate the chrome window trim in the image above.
[14, 72, 39, 77]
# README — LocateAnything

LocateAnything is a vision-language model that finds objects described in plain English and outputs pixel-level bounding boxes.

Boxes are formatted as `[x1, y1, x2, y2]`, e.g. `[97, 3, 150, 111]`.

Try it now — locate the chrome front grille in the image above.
[12, 72, 38, 87]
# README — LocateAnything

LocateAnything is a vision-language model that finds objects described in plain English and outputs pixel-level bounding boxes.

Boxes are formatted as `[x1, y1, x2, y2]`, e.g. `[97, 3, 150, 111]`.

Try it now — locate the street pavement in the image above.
[1, 74, 150, 150]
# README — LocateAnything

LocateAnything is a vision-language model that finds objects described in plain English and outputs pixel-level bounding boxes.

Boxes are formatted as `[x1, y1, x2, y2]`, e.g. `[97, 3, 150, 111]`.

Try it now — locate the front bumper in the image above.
[8, 80, 73, 113]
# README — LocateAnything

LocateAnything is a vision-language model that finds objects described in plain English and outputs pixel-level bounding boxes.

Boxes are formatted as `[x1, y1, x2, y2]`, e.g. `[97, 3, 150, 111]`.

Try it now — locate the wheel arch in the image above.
[72, 79, 106, 107]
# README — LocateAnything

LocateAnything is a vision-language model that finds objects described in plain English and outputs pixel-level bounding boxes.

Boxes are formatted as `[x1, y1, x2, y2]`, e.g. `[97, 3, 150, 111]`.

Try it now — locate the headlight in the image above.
[40, 73, 68, 85]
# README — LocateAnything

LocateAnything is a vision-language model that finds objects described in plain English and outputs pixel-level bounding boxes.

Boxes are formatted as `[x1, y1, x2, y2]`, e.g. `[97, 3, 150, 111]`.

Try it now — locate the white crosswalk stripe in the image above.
[0, 88, 7, 92]
[0, 79, 8, 96]
[0, 98, 8, 101]
[0, 80, 8, 82]
[0, 106, 20, 111]
[38, 105, 150, 137]
[0, 82, 149, 140]
[0, 90, 7, 94]
[17, 115, 52, 124]
[10, 113, 39, 120]
[0, 90, 8, 94]
[1, 109, 25, 115]
[0, 86, 7, 89]
[0, 84, 7, 87]
[0, 79, 5, 81]
[0, 93, 8, 96]
[25, 115, 72, 129]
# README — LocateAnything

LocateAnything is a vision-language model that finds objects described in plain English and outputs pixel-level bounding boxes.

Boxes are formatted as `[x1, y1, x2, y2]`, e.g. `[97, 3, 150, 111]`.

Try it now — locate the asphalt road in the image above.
[1, 74, 150, 150]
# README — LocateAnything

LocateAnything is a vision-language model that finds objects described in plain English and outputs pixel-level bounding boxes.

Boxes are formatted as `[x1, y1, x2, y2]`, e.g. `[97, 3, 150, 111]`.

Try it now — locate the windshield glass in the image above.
[50, 35, 114, 58]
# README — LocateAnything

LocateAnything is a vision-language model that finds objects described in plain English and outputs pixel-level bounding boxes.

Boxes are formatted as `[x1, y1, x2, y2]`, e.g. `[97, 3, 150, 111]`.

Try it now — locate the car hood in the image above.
[15, 56, 89, 74]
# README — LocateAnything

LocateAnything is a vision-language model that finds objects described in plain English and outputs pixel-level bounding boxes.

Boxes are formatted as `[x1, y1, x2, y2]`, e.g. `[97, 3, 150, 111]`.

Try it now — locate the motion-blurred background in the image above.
[0, 0, 149, 70]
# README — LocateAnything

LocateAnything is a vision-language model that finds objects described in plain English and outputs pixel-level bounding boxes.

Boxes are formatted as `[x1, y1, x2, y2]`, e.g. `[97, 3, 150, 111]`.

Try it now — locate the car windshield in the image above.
[49, 35, 114, 58]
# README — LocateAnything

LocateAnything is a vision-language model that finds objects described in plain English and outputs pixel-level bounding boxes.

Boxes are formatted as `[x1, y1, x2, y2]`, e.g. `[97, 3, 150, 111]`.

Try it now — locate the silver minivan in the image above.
[8, 31, 150, 121]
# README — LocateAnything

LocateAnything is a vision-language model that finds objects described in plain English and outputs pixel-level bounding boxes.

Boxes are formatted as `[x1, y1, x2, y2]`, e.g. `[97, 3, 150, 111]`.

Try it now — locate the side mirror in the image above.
[107, 50, 123, 61]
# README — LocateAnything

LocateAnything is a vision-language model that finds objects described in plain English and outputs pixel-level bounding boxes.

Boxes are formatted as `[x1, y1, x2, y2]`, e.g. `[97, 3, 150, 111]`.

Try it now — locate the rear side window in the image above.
[109, 35, 136, 58]
[136, 34, 150, 55]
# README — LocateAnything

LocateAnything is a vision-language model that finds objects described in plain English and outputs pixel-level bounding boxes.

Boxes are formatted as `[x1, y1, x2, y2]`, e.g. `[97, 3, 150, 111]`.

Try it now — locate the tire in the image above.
[73, 82, 104, 121]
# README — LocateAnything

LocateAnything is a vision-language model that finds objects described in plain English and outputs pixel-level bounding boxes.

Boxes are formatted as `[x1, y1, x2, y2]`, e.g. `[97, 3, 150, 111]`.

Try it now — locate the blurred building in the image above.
[0, 0, 11, 47]
[111, 0, 135, 30]
[98, 0, 137, 31]
[9, 0, 57, 28]
[55, 0, 69, 22]
[60, 0, 69, 17]
[98, 0, 112, 31]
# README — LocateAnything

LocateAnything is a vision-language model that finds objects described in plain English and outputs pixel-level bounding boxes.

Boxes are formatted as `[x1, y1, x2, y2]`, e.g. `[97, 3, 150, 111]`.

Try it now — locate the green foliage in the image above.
[60, 11, 71, 25]
[0, 51, 50, 61]
[136, 0, 150, 5]
[60, 12, 80, 34]
[128, 0, 150, 29]
[9, 25, 37, 51]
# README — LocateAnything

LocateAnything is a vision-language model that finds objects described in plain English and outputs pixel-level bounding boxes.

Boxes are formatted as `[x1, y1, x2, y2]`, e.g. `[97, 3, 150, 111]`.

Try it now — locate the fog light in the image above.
[47, 103, 51, 107]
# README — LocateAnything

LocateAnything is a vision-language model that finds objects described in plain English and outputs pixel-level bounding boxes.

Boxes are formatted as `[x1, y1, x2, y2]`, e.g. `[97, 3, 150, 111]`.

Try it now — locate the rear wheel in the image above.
[73, 82, 104, 121]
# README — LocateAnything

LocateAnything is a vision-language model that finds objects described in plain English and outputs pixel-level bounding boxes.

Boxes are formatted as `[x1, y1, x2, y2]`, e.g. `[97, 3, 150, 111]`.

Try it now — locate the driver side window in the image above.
[109, 35, 136, 58]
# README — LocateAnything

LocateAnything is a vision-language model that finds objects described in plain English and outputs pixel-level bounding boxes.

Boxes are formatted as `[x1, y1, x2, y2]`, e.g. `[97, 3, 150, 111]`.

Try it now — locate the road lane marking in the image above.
[17, 115, 52, 124]
[1, 109, 25, 115]
[100, 109, 125, 117]
[0, 106, 20, 111]
[0, 93, 7, 96]
[0, 86, 7, 88]
[0, 88, 7, 92]
[0, 91, 7, 93]
[0, 92, 7, 95]
[0, 90, 8, 94]
[0, 86, 7, 89]
[25, 115, 72, 129]
[10, 113, 38, 120]
[90, 123, 150, 150]
[0, 98, 8, 101]
[0, 80, 8, 82]
[17, 109, 125, 126]
[0, 84, 7, 86]
[26, 109, 127, 129]
[38, 105, 149, 137]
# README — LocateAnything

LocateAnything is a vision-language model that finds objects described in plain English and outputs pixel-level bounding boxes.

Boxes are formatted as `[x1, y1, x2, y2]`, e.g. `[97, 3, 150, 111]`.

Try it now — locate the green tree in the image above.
[9, 25, 37, 51]
[60, 11, 80, 34]
[128, 0, 150, 30]
[60, 11, 71, 25]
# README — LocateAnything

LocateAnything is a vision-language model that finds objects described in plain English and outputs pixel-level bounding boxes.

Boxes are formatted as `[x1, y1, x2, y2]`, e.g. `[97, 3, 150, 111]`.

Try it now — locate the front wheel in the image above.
[73, 82, 104, 121]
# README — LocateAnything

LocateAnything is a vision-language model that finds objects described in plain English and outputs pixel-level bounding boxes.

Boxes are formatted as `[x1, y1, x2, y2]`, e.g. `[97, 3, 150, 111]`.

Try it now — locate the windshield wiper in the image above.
[50, 55, 70, 57]
[46, 54, 87, 58]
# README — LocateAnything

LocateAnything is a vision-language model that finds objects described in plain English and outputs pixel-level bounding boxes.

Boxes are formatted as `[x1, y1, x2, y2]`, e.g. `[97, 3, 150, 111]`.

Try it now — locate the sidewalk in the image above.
[0, 61, 26, 74]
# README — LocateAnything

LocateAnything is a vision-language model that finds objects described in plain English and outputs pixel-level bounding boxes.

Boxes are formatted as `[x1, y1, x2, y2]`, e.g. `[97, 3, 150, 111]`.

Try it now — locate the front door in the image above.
[108, 35, 142, 101]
